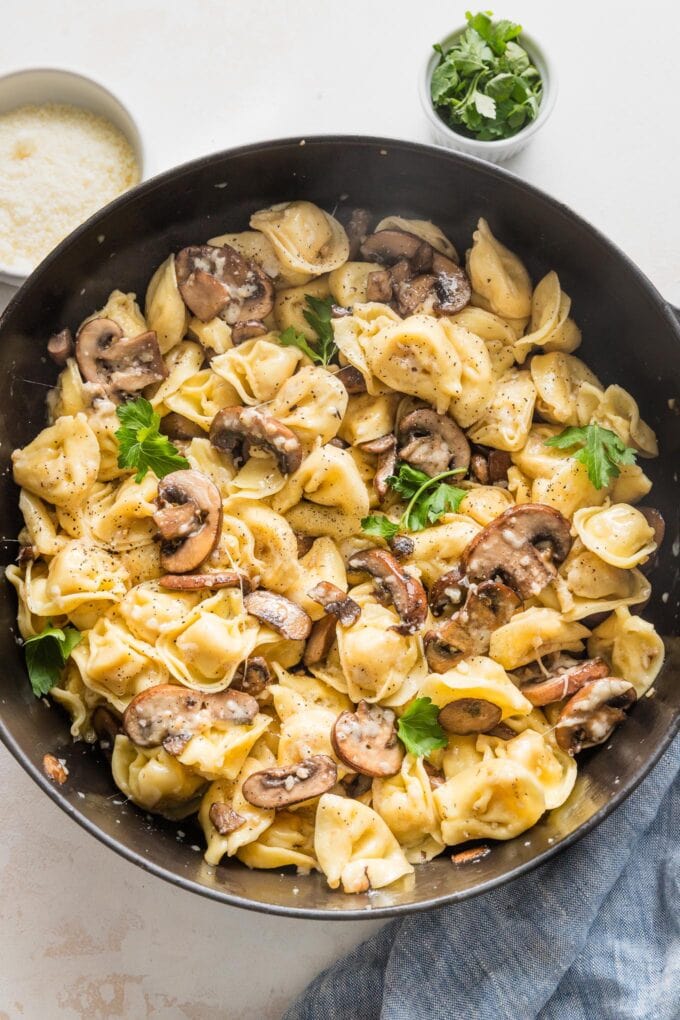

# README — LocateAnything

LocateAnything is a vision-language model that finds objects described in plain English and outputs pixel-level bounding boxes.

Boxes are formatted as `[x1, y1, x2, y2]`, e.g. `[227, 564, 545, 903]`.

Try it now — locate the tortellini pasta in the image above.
[10, 201, 665, 898]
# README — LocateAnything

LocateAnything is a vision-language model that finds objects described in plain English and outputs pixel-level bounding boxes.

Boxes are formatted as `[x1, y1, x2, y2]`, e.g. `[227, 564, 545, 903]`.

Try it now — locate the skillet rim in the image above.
[0, 133, 678, 920]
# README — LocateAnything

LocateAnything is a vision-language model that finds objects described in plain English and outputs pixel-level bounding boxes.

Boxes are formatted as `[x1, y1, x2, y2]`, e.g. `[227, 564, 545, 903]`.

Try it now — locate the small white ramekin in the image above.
[420, 27, 556, 164]
[0, 67, 145, 287]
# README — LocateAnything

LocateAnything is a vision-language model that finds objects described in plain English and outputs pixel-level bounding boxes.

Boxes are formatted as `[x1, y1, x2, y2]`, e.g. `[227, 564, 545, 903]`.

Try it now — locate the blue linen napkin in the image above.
[285, 735, 679, 1020]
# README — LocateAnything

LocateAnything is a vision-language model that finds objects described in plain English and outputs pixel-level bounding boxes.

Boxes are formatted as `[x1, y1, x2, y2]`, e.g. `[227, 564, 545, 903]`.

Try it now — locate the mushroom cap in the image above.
[153, 469, 222, 574]
[424, 580, 521, 673]
[429, 567, 467, 617]
[75, 318, 167, 400]
[555, 678, 637, 755]
[347, 547, 428, 635]
[47, 328, 74, 366]
[334, 365, 368, 395]
[175, 244, 274, 324]
[332, 701, 403, 778]
[241, 755, 338, 809]
[461, 503, 573, 600]
[398, 408, 471, 478]
[230, 657, 272, 698]
[92, 705, 121, 759]
[210, 405, 302, 475]
[243, 590, 312, 640]
[360, 229, 432, 267]
[209, 802, 246, 835]
[519, 656, 610, 707]
[431, 253, 472, 314]
[122, 684, 259, 753]
[158, 570, 251, 592]
[159, 412, 205, 441]
[358, 433, 397, 502]
[438, 698, 502, 735]
[306, 581, 361, 627]
[231, 319, 269, 345]
[303, 614, 338, 668]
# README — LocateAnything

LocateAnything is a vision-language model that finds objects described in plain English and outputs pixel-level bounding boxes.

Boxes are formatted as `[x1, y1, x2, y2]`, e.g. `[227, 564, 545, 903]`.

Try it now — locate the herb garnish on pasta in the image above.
[397, 697, 448, 757]
[362, 464, 466, 539]
[24, 624, 82, 697]
[280, 294, 338, 366]
[544, 425, 637, 489]
[115, 397, 189, 483]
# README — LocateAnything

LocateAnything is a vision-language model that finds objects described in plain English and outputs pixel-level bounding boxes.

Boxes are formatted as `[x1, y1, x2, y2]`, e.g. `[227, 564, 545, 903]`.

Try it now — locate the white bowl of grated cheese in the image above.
[0, 68, 144, 287]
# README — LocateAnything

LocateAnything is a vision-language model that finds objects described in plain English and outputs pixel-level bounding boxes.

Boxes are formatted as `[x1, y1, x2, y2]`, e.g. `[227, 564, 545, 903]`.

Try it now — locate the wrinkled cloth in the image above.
[285, 736, 679, 1020]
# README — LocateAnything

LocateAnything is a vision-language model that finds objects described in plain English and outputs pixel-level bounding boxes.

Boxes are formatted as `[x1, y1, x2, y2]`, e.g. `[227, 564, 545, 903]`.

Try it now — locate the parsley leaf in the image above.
[397, 697, 448, 757]
[544, 425, 637, 490]
[360, 463, 466, 540]
[279, 326, 323, 363]
[278, 295, 339, 366]
[24, 623, 82, 697]
[115, 397, 189, 483]
[430, 11, 541, 142]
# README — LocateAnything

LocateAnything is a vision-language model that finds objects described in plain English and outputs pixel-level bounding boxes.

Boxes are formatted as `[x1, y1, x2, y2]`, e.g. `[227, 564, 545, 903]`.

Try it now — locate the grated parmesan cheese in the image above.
[0, 102, 140, 273]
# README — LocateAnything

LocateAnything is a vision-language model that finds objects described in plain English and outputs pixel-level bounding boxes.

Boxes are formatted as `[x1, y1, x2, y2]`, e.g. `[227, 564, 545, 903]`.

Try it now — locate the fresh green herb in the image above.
[430, 10, 542, 142]
[544, 425, 637, 490]
[360, 463, 466, 538]
[279, 295, 338, 366]
[397, 697, 448, 757]
[24, 623, 82, 698]
[115, 397, 189, 483]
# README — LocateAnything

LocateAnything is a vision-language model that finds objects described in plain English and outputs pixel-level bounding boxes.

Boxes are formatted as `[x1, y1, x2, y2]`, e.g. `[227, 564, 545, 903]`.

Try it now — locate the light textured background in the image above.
[0, 1, 678, 1017]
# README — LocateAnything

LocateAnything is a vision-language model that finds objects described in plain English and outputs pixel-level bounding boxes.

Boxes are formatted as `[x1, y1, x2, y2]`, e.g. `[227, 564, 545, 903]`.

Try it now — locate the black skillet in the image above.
[0, 136, 678, 919]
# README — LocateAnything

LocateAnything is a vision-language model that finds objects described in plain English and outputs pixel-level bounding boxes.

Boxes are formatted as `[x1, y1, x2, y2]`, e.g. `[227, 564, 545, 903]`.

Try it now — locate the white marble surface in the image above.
[0, 1, 678, 1017]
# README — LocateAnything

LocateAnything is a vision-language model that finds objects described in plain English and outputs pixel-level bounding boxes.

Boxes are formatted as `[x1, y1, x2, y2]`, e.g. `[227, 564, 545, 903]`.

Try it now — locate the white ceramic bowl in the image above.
[0, 67, 144, 287]
[420, 28, 556, 164]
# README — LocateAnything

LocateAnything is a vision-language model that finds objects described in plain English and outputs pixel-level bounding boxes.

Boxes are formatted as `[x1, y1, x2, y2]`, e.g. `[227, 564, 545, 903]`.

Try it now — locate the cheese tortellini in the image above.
[9, 201, 665, 899]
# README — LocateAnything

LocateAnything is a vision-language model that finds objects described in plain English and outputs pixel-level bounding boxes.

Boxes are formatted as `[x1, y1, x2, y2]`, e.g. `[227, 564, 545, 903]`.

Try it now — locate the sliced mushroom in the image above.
[306, 581, 361, 626]
[231, 656, 272, 697]
[461, 504, 573, 600]
[358, 433, 398, 501]
[431, 252, 471, 314]
[328, 436, 349, 449]
[158, 570, 251, 592]
[334, 364, 367, 395]
[159, 412, 205, 441]
[153, 469, 222, 573]
[241, 754, 337, 808]
[471, 447, 512, 485]
[92, 705, 121, 759]
[519, 656, 610, 707]
[345, 208, 372, 260]
[47, 327, 74, 366]
[303, 614, 338, 667]
[209, 802, 246, 835]
[393, 273, 438, 317]
[361, 229, 433, 269]
[429, 567, 467, 617]
[366, 268, 393, 303]
[347, 548, 428, 635]
[555, 678, 637, 755]
[331, 304, 351, 319]
[295, 532, 316, 558]
[388, 533, 415, 560]
[243, 590, 312, 640]
[210, 405, 302, 475]
[332, 701, 403, 778]
[438, 698, 502, 735]
[398, 408, 471, 478]
[76, 318, 167, 400]
[123, 684, 259, 754]
[340, 771, 373, 799]
[424, 580, 521, 672]
[231, 319, 268, 345]
[175, 244, 274, 324]
[423, 761, 446, 789]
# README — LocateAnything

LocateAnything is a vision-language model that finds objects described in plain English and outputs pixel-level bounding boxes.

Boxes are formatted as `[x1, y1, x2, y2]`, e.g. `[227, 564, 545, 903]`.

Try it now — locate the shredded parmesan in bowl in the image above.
[0, 102, 140, 275]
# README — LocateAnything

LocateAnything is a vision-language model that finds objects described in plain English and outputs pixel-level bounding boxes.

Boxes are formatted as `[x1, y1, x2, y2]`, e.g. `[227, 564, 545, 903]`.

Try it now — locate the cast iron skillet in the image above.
[0, 136, 678, 919]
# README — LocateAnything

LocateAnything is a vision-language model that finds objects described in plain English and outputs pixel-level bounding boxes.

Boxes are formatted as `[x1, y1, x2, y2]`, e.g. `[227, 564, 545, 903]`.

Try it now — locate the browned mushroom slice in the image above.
[244, 590, 312, 640]
[438, 698, 502, 735]
[334, 364, 367, 395]
[241, 755, 338, 808]
[470, 452, 490, 485]
[75, 318, 167, 399]
[328, 436, 349, 449]
[471, 447, 512, 484]
[47, 327, 74, 366]
[398, 408, 471, 478]
[345, 208, 372, 260]
[153, 469, 222, 573]
[393, 274, 438, 317]
[358, 433, 398, 501]
[159, 412, 205, 440]
[429, 567, 467, 617]
[158, 570, 251, 592]
[295, 532, 316, 558]
[554, 678, 637, 755]
[366, 269, 393, 303]
[123, 684, 259, 754]
[332, 701, 403, 778]
[347, 548, 428, 635]
[341, 771, 373, 799]
[423, 761, 446, 789]
[210, 405, 302, 475]
[209, 802, 246, 835]
[519, 656, 610, 707]
[231, 319, 268, 345]
[307, 581, 361, 626]
[360, 229, 432, 269]
[175, 244, 274, 324]
[424, 581, 521, 672]
[487, 722, 517, 740]
[92, 705, 121, 759]
[431, 252, 472, 314]
[331, 304, 351, 319]
[231, 656, 272, 697]
[303, 614, 338, 668]
[460, 503, 573, 600]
